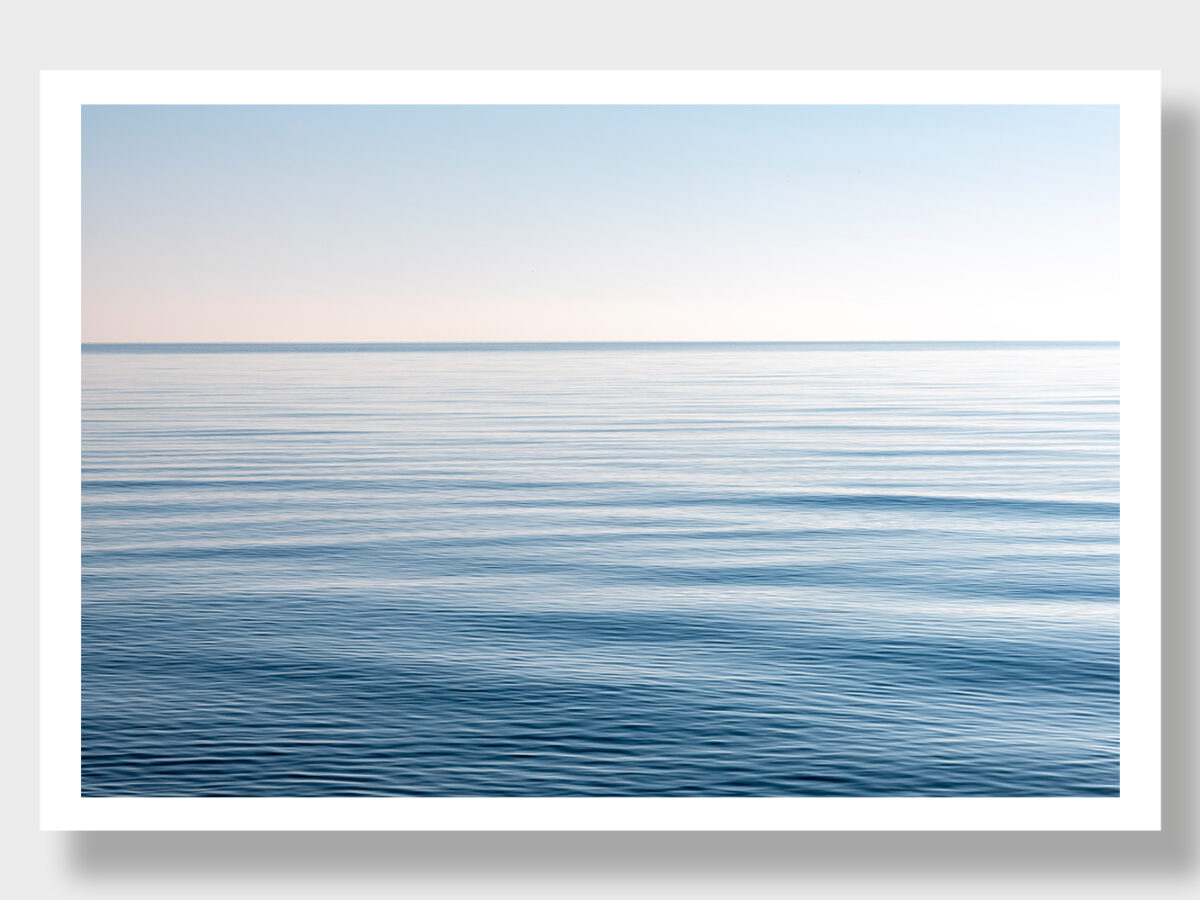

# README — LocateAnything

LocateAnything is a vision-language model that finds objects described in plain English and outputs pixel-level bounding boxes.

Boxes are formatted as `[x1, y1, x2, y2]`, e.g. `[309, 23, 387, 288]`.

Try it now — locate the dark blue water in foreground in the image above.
[82, 342, 1119, 796]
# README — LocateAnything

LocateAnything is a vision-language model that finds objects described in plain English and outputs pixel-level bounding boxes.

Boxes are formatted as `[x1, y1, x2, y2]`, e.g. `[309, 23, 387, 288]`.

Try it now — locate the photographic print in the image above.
[41, 71, 1161, 830]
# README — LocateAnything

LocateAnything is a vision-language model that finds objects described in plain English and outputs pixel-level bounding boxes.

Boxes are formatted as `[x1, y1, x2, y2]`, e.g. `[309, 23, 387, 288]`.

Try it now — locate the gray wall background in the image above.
[2, 2, 1193, 897]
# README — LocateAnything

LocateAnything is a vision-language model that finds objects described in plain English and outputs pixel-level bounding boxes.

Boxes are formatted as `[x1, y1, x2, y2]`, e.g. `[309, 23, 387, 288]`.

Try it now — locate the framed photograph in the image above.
[41, 70, 1160, 830]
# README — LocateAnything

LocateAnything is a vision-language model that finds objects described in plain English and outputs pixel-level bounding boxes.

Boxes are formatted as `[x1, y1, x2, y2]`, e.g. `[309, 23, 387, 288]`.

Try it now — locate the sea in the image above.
[81, 342, 1120, 796]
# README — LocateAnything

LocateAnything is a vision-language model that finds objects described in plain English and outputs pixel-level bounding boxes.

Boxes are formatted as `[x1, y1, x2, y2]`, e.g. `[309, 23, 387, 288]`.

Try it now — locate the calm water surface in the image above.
[82, 343, 1119, 796]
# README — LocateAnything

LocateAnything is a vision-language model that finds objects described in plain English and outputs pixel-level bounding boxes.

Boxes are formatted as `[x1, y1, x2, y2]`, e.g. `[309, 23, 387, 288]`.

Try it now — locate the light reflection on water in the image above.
[82, 343, 1119, 796]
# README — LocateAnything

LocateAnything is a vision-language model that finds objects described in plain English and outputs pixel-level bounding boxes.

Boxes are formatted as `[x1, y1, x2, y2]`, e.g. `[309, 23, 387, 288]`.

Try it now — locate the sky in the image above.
[82, 104, 1119, 342]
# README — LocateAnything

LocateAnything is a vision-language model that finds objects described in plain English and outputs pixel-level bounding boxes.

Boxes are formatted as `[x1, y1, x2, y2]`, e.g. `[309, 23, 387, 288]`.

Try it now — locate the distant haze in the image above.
[83, 105, 1119, 343]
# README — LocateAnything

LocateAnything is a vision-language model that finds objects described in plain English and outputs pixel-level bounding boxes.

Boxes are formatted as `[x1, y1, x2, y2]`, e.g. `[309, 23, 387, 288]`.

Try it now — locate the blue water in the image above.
[81, 342, 1119, 796]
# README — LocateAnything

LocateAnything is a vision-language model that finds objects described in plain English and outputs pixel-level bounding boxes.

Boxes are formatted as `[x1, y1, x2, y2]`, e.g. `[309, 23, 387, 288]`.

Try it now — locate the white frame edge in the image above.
[40, 70, 1161, 831]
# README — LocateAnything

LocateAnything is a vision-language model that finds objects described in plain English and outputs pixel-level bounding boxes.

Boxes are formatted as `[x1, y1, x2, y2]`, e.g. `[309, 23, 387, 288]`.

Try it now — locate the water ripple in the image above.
[82, 343, 1119, 796]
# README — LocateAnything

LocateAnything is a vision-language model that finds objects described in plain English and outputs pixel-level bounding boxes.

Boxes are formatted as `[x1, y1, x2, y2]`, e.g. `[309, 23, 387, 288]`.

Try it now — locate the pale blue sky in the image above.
[83, 105, 1118, 342]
